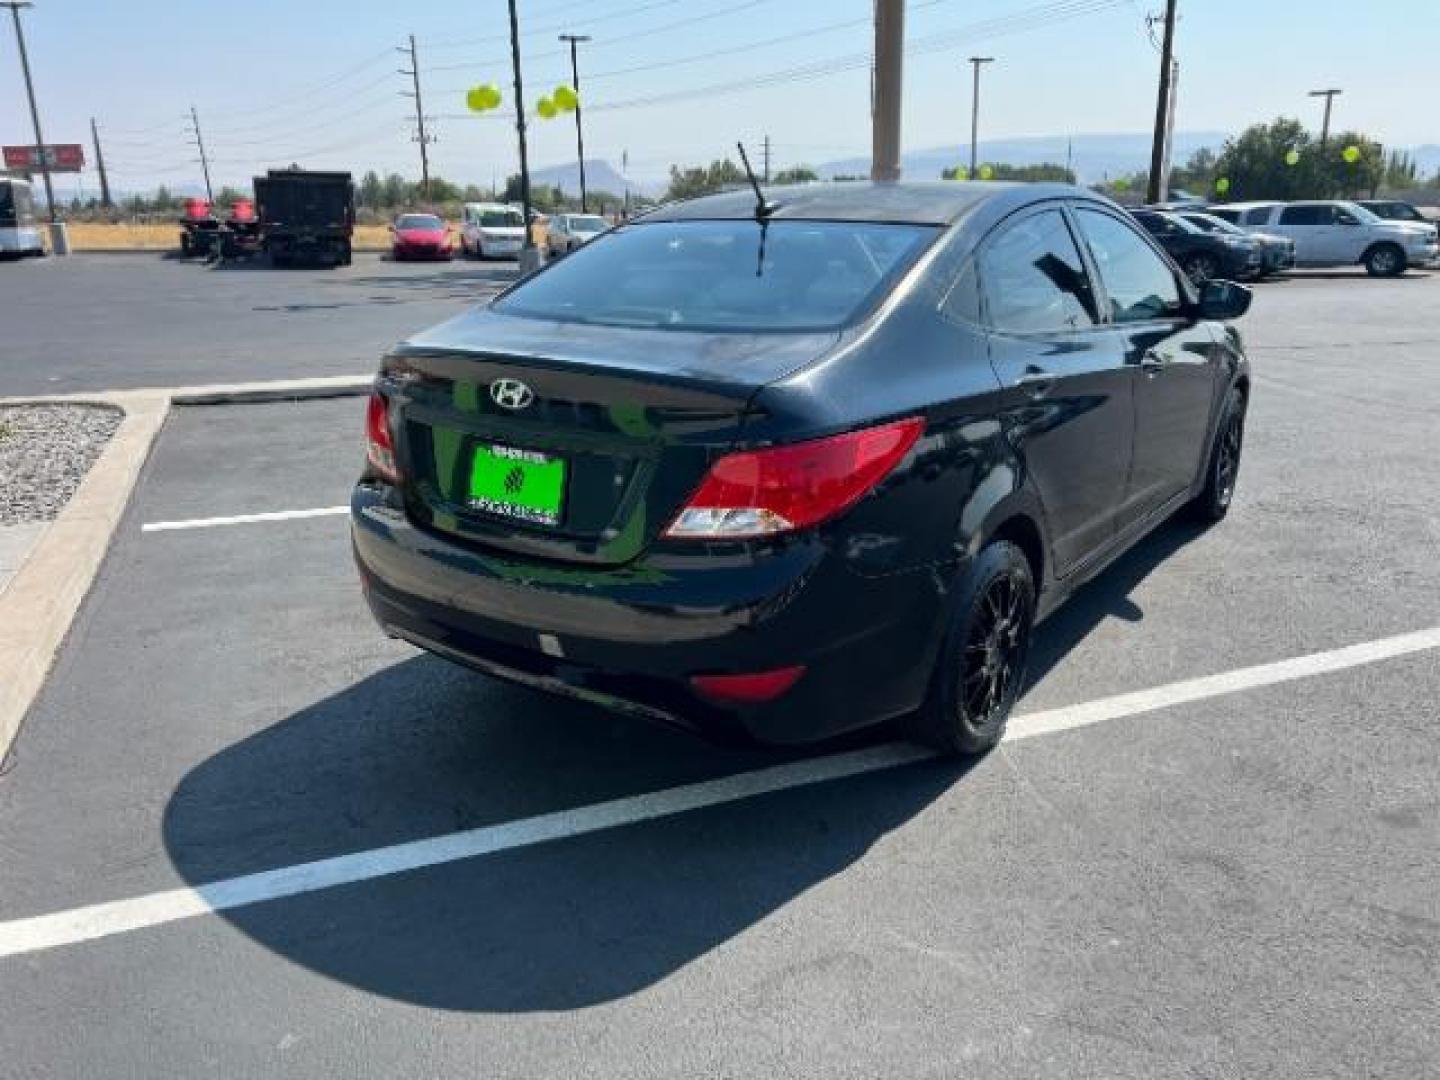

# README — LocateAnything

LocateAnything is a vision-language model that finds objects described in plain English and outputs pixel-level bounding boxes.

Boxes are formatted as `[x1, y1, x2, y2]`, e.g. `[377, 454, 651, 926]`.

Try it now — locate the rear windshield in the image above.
[480, 209, 523, 227]
[569, 215, 608, 232]
[397, 214, 442, 229]
[493, 219, 938, 331]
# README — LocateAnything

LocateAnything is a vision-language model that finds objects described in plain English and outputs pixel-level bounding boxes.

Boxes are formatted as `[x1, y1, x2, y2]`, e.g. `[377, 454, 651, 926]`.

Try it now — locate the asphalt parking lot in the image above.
[2, 262, 1439, 1077]
[0, 253, 515, 397]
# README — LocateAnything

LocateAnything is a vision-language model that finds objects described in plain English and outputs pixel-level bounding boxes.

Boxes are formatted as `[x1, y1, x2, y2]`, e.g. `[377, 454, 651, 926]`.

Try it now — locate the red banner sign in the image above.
[3, 144, 86, 172]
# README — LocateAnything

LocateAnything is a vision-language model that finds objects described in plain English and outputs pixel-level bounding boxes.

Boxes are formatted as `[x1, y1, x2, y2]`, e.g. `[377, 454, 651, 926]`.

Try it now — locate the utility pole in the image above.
[557, 33, 590, 212]
[1157, 57, 1179, 201]
[1309, 88, 1342, 147]
[506, 0, 538, 270]
[1146, 0, 1178, 204]
[3, 1, 56, 222]
[399, 34, 432, 198]
[871, 0, 903, 181]
[967, 56, 994, 180]
[186, 105, 213, 204]
[90, 117, 111, 207]
[762, 134, 771, 183]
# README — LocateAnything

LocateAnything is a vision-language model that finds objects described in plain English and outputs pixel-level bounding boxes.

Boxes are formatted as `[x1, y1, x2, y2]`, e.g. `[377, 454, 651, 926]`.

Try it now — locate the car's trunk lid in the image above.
[381, 308, 838, 566]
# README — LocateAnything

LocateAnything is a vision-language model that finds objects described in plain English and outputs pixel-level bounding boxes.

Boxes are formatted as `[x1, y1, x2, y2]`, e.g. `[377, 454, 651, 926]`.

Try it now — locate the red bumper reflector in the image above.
[690, 665, 806, 705]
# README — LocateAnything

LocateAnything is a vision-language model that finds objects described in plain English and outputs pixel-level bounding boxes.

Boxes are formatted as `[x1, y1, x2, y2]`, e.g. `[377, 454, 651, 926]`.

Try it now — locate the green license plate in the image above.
[467, 443, 566, 526]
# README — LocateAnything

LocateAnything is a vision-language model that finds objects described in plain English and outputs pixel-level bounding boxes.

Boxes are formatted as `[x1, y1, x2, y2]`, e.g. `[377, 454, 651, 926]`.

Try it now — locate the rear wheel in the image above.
[1182, 252, 1220, 285]
[907, 541, 1035, 756]
[1189, 386, 1246, 523]
[1364, 243, 1405, 278]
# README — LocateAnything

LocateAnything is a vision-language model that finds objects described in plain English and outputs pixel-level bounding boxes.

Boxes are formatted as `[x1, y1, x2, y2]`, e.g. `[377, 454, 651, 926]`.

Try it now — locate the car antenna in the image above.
[736, 141, 776, 277]
[736, 141, 776, 220]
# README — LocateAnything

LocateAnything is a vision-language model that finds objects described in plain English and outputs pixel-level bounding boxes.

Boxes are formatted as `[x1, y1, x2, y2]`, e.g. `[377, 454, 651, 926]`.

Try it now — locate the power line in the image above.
[425, 0, 687, 51]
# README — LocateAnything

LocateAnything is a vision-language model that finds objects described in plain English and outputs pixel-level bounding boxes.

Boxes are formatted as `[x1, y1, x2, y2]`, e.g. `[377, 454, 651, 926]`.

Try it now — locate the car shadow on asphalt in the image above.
[161, 656, 966, 1011]
[1025, 517, 1208, 688]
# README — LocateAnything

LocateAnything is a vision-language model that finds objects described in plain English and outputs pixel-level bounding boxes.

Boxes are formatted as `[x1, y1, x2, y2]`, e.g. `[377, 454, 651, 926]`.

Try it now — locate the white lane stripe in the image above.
[141, 506, 349, 532]
[1, 625, 1436, 960]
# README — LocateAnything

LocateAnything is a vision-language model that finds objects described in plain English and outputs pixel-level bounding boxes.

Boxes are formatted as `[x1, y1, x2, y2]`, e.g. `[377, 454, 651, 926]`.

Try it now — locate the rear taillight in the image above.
[690, 665, 806, 705]
[664, 417, 924, 540]
[365, 391, 398, 482]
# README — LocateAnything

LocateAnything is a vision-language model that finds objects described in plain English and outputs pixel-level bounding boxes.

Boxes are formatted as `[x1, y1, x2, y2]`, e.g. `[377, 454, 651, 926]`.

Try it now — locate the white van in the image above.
[459, 202, 526, 259]
[1214, 200, 1437, 276]
[0, 178, 44, 258]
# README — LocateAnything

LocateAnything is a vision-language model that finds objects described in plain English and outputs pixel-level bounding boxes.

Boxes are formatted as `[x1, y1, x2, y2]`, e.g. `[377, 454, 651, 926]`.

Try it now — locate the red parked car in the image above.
[390, 213, 453, 261]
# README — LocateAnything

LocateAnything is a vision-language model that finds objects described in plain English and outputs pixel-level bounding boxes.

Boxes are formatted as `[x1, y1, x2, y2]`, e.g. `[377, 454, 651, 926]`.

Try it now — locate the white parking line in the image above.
[141, 506, 349, 533]
[0, 624, 1436, 961]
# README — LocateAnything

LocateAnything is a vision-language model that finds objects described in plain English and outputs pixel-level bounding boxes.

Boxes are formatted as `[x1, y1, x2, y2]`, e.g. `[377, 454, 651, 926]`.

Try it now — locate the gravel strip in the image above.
[0, 404, 124, 526]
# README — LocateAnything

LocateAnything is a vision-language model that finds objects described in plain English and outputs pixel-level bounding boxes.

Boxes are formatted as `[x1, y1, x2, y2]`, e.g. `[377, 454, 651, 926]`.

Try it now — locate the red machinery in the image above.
[177, 197, 220, 257]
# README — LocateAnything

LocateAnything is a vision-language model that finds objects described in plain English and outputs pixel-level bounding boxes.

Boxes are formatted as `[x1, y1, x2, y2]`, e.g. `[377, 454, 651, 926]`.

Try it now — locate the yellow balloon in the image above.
[553, 84, 578, 112]
[466, 86, 486, 112]
[480, 83, 502, 109]
[1284, 149, 1300, 166]
[978, 164, 994, 180]
[537, 96, 558, 120]
[1342, 145, 1361, 163]
[1215, 177, 1231, 194]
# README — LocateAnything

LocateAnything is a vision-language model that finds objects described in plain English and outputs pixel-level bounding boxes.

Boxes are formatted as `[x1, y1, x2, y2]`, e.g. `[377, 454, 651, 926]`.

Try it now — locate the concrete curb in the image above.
[0, 374, 374, 765]
[0, 392, 168, 765]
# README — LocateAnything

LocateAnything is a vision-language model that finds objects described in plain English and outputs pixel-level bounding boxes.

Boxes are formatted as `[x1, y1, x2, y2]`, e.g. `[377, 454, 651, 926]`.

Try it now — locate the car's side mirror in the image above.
[1197, 279, 1252, 321]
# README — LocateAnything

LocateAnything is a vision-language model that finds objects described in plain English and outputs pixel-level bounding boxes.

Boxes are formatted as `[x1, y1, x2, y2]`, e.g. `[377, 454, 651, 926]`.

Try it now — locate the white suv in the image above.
[459, 202, 527, 259]
[1228, 200, 1437, 276]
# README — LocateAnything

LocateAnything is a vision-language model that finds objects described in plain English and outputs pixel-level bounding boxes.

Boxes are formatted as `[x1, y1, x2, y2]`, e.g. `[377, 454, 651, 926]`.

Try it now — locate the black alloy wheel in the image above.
[1190, 386, 1247, 523]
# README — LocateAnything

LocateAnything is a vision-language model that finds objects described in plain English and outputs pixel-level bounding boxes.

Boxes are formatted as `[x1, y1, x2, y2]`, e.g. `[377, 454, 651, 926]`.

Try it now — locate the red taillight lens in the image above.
[665, 417, 924, 540]
[690, 665, 806, 705]
[365, 391, 398, 482]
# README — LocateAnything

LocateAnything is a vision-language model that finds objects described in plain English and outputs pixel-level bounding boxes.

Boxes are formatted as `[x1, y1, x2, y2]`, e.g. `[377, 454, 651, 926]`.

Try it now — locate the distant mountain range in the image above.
[528, 159, 636, 199]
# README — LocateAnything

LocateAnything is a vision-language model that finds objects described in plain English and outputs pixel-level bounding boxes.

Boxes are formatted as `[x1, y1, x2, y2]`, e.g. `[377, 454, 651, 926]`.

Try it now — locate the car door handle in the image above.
[1015, 366, 1056, 398]
[1140, 350, 1167, 375]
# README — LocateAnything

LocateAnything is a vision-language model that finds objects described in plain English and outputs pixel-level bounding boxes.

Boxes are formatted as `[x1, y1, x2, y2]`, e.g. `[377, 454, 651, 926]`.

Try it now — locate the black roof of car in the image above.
[642, 181, 1092, 226]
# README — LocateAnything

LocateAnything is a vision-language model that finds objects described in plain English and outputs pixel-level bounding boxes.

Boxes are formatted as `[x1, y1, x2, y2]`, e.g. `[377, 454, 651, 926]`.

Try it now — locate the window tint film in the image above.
[495, 219, 938, 331]
[978, 209, 1096, 333]
[1074, 208, 1182, 324]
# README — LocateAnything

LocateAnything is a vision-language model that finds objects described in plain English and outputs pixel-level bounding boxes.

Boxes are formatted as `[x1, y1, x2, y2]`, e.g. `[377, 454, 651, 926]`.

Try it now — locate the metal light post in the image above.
[1310, 88, 1342, 147]
[505, 0, 539, 271]
[3, 1, 57, 223]
[967, 56, 994, 180]
[558, 33, 590, 212]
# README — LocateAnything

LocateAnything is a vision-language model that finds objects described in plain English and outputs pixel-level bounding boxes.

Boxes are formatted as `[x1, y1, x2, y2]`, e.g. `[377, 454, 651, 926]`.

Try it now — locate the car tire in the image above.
[906, 540, 1035, 757]
[1189, 385, 1247, 523]
[1364, 243, 1406, 278]
[1182, 252, 1220, 285]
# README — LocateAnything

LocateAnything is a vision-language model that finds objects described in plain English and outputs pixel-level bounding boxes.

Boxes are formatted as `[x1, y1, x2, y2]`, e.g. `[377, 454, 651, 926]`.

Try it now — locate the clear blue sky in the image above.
[1, 0, 1435, 196]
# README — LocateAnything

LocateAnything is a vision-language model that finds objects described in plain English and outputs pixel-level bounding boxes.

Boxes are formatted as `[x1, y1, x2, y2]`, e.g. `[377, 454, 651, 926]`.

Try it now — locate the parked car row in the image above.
[1196, 199, 1437, 278]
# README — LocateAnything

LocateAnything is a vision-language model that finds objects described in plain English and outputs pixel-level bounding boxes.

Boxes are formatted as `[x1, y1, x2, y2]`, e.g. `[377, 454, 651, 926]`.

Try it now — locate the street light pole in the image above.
[558, 33, 590, 212]
[3, 1, 57, 223]
[505, 0, 538, 270]
[870, 0, 903, 181]
[967, 56, 994, 180]
[1146, 0, 1178, 204]
[1310, 88, 1342, 147]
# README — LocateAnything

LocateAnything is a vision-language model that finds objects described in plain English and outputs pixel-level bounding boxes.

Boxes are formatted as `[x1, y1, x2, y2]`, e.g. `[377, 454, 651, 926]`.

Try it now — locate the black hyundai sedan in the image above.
[353, 182, 1251, 755]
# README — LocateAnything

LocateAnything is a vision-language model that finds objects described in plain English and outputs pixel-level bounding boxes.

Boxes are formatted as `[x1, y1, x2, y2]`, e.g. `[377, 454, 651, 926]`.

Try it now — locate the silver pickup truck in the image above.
[1207, 200, 1438, 276]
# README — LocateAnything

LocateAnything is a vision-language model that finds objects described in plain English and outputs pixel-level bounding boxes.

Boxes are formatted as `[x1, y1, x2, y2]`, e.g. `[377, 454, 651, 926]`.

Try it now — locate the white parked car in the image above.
[459, 202, 527, 259]
[1216, 200, 1437, 276]
[545, 213, 610, 256]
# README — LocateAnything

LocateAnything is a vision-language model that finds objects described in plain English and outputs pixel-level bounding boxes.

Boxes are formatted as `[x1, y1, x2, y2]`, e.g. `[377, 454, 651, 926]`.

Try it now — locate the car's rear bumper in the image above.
[350, 483, 948, 744]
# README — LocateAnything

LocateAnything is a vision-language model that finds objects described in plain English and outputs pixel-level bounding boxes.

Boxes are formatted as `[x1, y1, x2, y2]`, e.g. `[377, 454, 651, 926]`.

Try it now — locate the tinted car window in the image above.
[1207, 208, 1240, 224]
[1242, 207, 1278, 225]
[940, 259, 981, 325]
[1074, 208, 1182, 324]
[481, 209, 524, 227]
[978, 209, 1096, 333]
[396, 214, 442, 230]
[495, 219, 938, 332]
[1279, 205, 1329, 226]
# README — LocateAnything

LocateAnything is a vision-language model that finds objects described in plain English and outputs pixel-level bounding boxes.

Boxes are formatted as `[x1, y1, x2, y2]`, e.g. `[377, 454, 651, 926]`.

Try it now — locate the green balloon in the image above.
[481, 83, 502, 109]
[978, 164, 994, 180]
[1284, 149, 1300, 166]
[537, 96, 558, 120]
[466, 83, 502, 112]
[553, 84, 578, 112]
[1215, 177, 1231, 194]
[1342, 145, 1361, 163]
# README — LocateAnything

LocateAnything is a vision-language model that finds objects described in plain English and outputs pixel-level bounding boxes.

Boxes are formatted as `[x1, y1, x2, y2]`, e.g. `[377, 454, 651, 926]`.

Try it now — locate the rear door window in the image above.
[1279, 205, 1329, 226]
[1073, 208, 1182, 324]
[977, 209, 1097, 333]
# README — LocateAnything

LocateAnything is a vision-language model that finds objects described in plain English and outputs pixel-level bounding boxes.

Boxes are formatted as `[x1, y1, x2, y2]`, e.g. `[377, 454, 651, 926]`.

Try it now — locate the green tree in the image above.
[773, 165, 818, 185]
[1170, 147, 1218, 193]
[941, 162, 1074, 183]
[461, 183, 484, 202]
[381, 172, 408, 208]
[152, 184, 175, 211]
[358, 170, 383, 208]
[665, 159, 744, 201]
